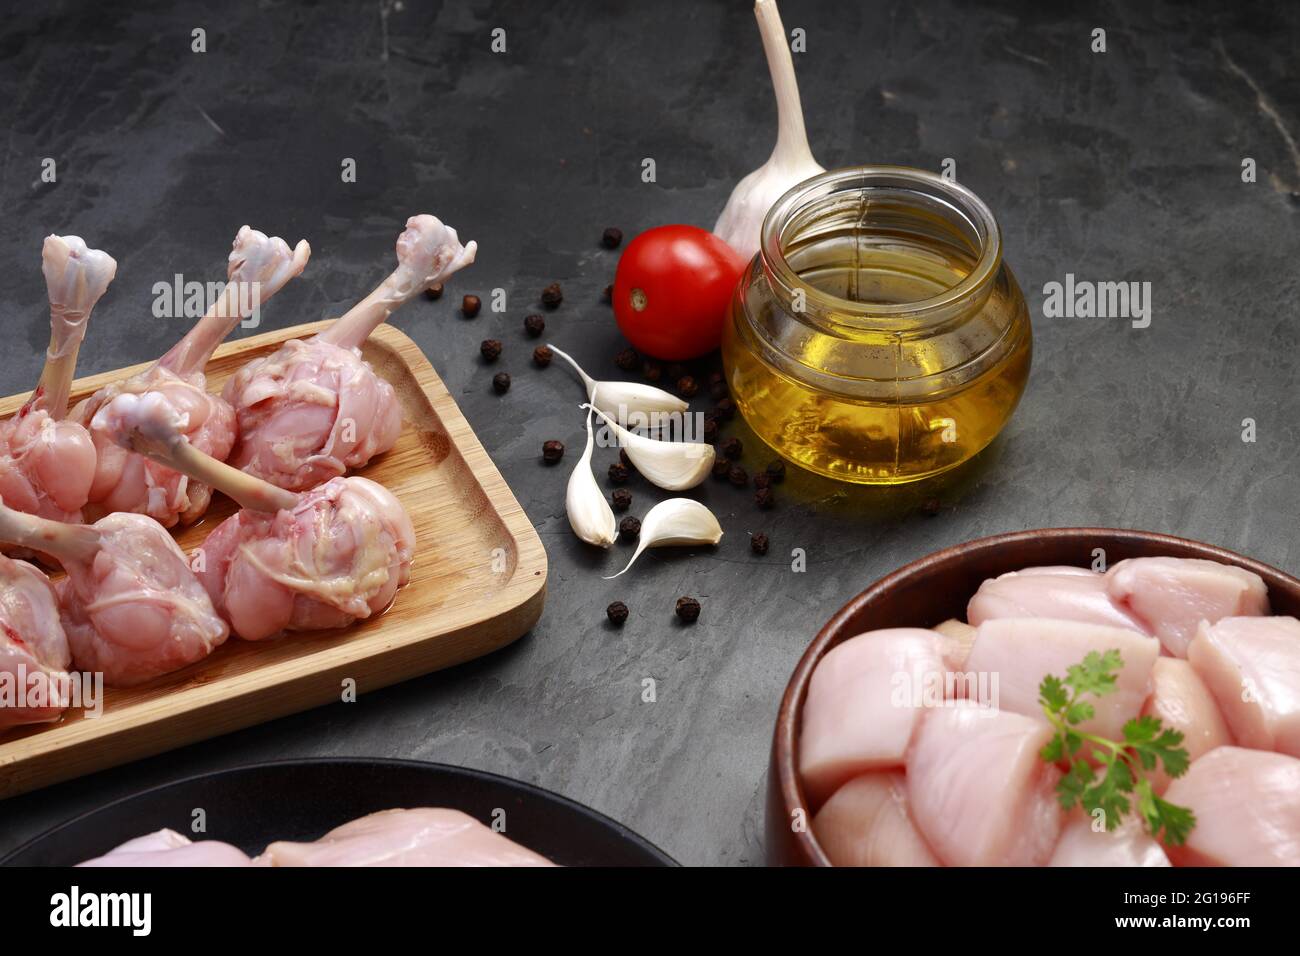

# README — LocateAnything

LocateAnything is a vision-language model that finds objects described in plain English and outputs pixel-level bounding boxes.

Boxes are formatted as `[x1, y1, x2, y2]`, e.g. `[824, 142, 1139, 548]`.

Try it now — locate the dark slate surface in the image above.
[0, 1, 1295, 865]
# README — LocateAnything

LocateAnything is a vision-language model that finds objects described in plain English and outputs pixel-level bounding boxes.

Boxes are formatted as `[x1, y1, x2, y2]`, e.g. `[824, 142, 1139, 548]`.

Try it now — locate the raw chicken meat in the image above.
[1163, 746, 1300, 866]
[0, 553, 72, 729]
[812, 771, 939, 867]
[259, 808, 555, 867]
[224, 214, 476, 491]
[0, 500, 227, 686]
[1105, 557, 1269, 657]
[0, 236, 116, 523]
[968, 565, 1150, 634]
[97, 392, 415, 641]
[76, 828, 252, 867]
[799, 628, 947, 806]
[963, 618, 1158, 740]
[933, 618, 976, 673]
[1047, 811, 1171, 867]
[1142, 657, 1233, 793]
[71, 226, 310, 527]
[1188, 616, 1300, 758]
[907, 703, 1063, 866]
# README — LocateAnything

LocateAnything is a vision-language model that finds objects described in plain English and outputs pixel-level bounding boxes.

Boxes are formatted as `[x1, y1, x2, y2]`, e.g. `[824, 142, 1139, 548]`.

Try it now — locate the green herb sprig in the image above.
[1038, 649, 1196, 846]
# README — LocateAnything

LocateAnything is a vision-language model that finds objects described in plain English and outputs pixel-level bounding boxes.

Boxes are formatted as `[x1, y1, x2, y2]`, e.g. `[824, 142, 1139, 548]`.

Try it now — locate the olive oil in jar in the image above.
[722, 166, 1032, 485]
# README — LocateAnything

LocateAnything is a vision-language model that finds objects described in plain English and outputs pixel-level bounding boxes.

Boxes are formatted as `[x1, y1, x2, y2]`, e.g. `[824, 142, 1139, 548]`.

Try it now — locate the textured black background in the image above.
[0, 0, 1296, 865]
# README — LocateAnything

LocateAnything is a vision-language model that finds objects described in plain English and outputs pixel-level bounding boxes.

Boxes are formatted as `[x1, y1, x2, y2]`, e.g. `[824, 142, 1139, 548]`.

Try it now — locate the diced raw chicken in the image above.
[0, 554, 72, 729]
[963, 618, 1159, 740]
[799, 628, 947, 806]
[933, 618, 976, 672]
[1188, 616, 1300, 758]
[1164, 746, 1300, 866]
[1047, 811, 1171, 867]
[1105, 557, 1269, 658]
[76, 828, 252, 867]
[968, 565, 1150, 634]
[907, 703, 1063, 866]
[1142, 657, 1233, 792]
[259, 808, 555, 867]
[812, 771, 939, 867]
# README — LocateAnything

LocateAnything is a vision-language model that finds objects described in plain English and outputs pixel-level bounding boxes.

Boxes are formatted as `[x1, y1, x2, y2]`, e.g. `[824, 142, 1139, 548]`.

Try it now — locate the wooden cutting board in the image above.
[0, 321, 547, 799]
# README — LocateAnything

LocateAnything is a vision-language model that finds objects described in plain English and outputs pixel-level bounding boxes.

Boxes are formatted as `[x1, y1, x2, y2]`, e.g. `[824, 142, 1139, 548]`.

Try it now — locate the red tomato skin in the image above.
[613, 225, 747, 361]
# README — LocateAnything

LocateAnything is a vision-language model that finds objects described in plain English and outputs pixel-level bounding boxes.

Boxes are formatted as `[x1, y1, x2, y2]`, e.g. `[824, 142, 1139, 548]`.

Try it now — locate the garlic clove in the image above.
[604, 498, 724, 579]
[548, 343, 687, 425]
[713, 0, 825, 261]
[582, 403, 715, 491]
[566, 405, 617, 547]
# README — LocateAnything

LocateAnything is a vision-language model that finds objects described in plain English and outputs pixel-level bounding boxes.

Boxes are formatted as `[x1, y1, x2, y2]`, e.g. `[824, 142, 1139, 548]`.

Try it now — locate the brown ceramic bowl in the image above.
[767, 527, 1300, 866]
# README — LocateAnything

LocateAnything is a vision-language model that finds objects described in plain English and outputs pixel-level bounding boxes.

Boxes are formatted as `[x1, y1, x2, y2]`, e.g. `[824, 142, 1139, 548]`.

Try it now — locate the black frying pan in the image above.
[1, 758, 676, 867]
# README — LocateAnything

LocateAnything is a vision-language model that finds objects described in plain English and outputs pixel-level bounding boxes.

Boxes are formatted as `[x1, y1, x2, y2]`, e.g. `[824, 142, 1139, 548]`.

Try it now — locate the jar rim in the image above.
[759, 165, 1003, 324]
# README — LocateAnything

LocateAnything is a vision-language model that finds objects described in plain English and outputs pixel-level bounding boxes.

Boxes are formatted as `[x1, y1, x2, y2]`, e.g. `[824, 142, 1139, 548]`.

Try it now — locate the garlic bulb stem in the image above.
[604, 498, 724, 579]
[757, 0, 816, 174]
[565, 404, 617, 547]
[582, 403, 715, 492]
[548, 344, 687, 424]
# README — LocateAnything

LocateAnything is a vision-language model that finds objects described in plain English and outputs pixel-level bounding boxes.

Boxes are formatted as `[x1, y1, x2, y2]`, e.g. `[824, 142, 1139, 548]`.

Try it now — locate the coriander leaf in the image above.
[1039, 674, 1069, 712]
[1065, 700, 1095, 725]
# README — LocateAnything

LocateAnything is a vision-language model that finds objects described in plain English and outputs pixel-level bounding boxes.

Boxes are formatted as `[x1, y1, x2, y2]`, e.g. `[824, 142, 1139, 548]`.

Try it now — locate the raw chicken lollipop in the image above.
[0, 235, 116, 522]
[97, 392, 415, 642]
[0, 553, 73, 729]
[223, 214, 477, 491]
[71, 226, 310, 527]
[0, 500, 227, 687]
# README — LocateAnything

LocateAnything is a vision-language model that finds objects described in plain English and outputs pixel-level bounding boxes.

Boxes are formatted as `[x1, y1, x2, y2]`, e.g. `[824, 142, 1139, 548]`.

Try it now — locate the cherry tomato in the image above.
[612, 225, 747, 360]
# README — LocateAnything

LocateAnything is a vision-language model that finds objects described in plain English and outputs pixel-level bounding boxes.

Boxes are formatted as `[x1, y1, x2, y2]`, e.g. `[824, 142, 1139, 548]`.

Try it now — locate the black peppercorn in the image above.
[666, 363, 687, 382]
[619, 448, 633, 469]
[751, 532, 770, 555]
[479, 339, 502, 362]
[675, 596, 701, 624]
[710, 380, 729, 400]
[424, 283, 443, 301]
[615, 348, 639, 371]
[728, 465, 748, 488]
[603, 284, 613, 303]
[707, 370, 725, 388]
[492, 372, 511, 395]
[523, 314, 545, 337]
[461, 294, 481, 318]
[711, 459, 731, 480]
[921, 497, 943, 516]
[765, 460, 786, 483]
[611, 488, 633, 511]
[606, 601, 629, 626]
[618, 516, 641, 541]
[702, 419, 718, 444]
[713, 398, 736, 421]
[753, 472, 771, 490]
[642, 361, 663, 383]
[533, 345, 553, 368]
[608, 462, 630, 484]
[542, 440, 564, 464]
[677, 375, 698, 397]
[754, 486, 775, 510]
[602, 227, 624, 249]
[541, 282, 563, 308]
[721, 436, 743, 460]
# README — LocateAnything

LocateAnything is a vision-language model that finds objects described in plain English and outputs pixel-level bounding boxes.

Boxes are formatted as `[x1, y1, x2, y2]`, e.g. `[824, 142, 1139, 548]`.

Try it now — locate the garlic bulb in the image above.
[605, 499, 724, 579]
[583, 403, 715, 491]
[548, 343, 687, 426]
[713, 0, 825, 261]
[566, 405, 617, 547]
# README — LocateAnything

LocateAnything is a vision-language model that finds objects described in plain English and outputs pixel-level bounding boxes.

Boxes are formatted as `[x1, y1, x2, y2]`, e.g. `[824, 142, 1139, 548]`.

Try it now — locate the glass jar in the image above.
[721, 165, 1031, 485]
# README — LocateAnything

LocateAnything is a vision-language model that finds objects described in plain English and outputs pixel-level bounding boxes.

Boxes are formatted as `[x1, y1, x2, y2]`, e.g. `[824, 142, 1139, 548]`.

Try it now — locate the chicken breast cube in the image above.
[798, 628, 948, 807]
[1142, 657, 1234, 793]
[813, 771, 939, 867]
[1164, 746, 1300, 866]
[77, 829, 252, 867]
[1047, 811, 1170, 867]
[1105, 557, 1269, 658]
[1188, 616, 1300, 758]
[259, 808, 555, 867]
[964, 619, 1158, 740]
[968, 566, 1150, 634]
[907, 703, 1063, 866]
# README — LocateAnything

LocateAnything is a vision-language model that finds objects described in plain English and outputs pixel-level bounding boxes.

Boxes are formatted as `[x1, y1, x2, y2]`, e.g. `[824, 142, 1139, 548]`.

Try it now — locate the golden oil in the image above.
[722, 166, 1032, 485]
